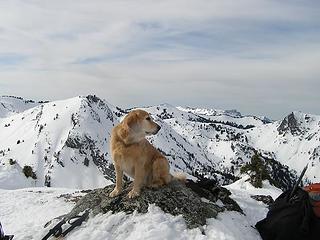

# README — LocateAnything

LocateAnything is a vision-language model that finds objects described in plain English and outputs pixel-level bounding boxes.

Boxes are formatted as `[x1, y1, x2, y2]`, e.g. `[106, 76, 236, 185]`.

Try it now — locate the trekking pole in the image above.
[289, 164, 308, 200]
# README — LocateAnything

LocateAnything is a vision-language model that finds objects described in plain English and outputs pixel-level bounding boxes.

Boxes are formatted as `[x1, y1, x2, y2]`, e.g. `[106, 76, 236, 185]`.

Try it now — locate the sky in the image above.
[0, 0, 319, 119]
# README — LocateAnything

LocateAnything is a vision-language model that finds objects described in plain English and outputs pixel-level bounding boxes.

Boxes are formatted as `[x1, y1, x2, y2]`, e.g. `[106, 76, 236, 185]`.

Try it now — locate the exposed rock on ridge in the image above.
[65, 180, 242, 229]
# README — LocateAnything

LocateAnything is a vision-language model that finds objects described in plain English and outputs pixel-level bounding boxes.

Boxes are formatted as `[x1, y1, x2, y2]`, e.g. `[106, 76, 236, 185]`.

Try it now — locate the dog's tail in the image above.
[171, 172, 187, 183]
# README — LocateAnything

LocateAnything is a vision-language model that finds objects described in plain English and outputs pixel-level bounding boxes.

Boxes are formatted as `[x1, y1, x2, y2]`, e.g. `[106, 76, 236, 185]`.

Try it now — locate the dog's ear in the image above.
[118, 126, 129, 142]
[118, 112, 138, 144]
[125, 112, 138, 129]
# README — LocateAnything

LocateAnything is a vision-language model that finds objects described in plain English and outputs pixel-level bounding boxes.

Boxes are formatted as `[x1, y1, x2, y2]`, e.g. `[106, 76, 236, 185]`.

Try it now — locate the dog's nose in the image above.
[157, 125, 161, 132]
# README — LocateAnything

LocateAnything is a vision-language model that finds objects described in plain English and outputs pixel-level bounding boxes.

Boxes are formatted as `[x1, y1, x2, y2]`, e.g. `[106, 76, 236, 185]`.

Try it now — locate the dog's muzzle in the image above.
[146, 124, 161, 135]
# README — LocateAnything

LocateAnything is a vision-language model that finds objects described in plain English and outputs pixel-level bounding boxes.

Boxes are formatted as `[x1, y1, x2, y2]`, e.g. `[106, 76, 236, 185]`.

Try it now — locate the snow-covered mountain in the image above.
[0, 95, 319, 190]
[0, 95, 118, 189]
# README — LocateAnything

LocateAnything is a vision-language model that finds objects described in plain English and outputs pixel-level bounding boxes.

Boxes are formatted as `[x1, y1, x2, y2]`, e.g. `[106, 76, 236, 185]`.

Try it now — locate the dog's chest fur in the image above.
[112, 139, 155, 178]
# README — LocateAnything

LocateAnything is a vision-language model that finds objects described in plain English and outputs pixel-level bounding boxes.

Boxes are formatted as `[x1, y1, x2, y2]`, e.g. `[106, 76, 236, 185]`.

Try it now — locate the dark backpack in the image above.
[256, 188, 320, 240]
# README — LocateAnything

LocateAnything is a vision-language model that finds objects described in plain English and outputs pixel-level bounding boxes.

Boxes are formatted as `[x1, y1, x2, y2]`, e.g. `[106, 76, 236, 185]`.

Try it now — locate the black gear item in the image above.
[41, 209, 89, 240]
[0, 222, 14, 240]
[256, 188, 320, 240]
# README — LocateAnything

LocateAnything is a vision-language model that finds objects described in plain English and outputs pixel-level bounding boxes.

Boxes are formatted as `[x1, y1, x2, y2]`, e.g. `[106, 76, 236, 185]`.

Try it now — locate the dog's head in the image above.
[119, 109, 161, 144]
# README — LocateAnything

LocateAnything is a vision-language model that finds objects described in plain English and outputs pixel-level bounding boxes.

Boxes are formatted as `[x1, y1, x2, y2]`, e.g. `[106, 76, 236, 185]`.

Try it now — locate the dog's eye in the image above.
[146, 117, 151, 121]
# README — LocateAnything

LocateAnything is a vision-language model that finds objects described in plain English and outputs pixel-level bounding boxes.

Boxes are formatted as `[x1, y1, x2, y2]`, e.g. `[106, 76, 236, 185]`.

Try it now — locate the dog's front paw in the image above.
[109, 188, 121, 197]
[128, 189, 140, 199]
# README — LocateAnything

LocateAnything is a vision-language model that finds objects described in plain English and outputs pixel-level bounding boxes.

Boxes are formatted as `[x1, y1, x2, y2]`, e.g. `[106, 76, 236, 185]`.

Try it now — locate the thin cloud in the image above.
[0, 0, 319, 119]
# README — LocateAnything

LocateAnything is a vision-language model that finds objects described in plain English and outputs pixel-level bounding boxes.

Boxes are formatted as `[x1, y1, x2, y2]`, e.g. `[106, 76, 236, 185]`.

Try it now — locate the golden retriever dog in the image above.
[109, 109, 183, 198]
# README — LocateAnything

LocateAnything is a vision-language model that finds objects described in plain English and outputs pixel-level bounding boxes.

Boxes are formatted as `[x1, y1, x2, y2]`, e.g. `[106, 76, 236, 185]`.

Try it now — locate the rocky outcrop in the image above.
[64, 180, 242, 229]
[277, 112, 301, 135]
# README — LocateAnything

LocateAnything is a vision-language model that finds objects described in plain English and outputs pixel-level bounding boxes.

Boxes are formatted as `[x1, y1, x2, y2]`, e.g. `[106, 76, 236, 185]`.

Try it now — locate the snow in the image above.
[0, 187, 80, 239]
[69, 206, 259, 240]
[226, 176, 282, 227]
[0, 177, 282, 240]
[0, 162, 36, 189]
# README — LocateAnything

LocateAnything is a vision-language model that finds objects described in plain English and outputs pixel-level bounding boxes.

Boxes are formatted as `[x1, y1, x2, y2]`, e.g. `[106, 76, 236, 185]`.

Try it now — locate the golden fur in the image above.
[109, 109, 175, 198]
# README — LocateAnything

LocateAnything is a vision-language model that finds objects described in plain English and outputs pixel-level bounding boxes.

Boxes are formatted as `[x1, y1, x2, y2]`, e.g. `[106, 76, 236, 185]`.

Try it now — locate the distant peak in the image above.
[277, 111, 313, 136]
[224, 109, 242, 118]
[158, 103, 175, 108]
[257, 116, 273, 124]
[1, 95, 35, 104]
[84, 94, 102, 103]
[82, 94, 114, 107]
[285, 111, 319, 122]
[178, 106, 242, 118]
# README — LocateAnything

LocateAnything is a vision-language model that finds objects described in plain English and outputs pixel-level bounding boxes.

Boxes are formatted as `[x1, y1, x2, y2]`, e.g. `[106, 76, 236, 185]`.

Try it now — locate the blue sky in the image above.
[0, 0, 319, 119]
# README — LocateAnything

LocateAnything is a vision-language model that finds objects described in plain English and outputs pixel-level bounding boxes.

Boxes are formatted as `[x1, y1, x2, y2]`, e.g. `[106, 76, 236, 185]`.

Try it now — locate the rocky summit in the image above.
[64, 180, 242, 229]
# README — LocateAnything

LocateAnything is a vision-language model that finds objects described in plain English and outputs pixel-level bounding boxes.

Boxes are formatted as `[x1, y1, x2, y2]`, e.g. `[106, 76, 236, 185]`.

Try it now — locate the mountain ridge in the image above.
[0, 95, 319, 189]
